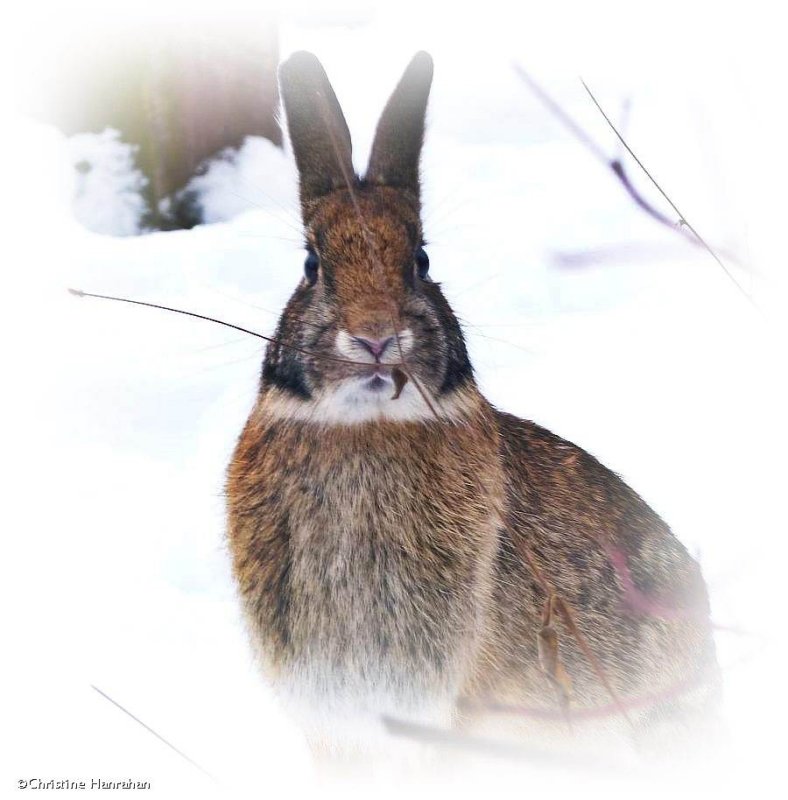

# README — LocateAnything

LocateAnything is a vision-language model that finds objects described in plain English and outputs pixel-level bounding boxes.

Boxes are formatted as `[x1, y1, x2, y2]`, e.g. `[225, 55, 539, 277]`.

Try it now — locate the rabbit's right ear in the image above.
[279, 51, 355, 209]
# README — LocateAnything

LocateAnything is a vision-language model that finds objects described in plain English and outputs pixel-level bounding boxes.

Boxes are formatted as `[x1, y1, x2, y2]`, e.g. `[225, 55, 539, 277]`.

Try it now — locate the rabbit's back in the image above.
[465, 412, 718, 732]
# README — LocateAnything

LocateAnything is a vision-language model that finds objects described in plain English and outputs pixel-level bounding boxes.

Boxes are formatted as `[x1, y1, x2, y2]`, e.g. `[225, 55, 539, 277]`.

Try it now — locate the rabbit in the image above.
[226, 51, 719, 758]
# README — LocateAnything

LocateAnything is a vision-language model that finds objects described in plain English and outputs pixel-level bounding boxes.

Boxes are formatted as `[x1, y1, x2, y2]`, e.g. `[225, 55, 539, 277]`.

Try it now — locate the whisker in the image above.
[189, 335, 254, 354]
[451, 270, 507, 298]
[463, 328, 537, 355]
[423, 192, 471, 230]
[175, 349, 265, 380]
[204, 286, 339, 335]
[462, 321, 543, 329]
[219, 187, 305, 237]
[232, 173, 304, 228]
[232, 232, 304, 244]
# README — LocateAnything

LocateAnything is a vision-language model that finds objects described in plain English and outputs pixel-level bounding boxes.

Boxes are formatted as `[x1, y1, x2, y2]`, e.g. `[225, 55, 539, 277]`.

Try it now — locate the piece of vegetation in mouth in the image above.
[391, 367, 408, 400]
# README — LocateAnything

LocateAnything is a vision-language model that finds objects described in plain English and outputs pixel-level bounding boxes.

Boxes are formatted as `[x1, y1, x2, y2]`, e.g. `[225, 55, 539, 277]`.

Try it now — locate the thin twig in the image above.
[614, 98, 633, 162]
[381, 715, 630, 772]
[514, 66, 684, 233]
[580, 79, 753, 304]
[515, 540, 635, 730]
[514, 66, 609, 163]
[513, 65, 747, 281]
[91, 684, 218, 783]
[68, 289, 387, 370]
[462, 673, 701, 723]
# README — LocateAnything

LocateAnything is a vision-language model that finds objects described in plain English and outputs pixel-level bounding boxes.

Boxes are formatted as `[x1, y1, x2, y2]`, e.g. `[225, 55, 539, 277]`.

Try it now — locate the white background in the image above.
[2, 1, 787, 797]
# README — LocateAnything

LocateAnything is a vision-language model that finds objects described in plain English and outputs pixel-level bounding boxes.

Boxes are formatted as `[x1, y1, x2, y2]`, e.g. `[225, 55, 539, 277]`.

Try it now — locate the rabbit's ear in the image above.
[279, 51, 354, 206]
[365, 52, 434, 199]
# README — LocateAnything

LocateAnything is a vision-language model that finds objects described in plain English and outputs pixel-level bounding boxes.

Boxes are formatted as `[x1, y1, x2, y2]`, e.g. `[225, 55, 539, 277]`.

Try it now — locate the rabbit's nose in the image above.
[352, 335, 394, 360]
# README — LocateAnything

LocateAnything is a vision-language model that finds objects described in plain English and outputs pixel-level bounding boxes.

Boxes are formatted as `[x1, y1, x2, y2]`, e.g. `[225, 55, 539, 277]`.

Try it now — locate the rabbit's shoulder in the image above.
[493, 410, 709, 613]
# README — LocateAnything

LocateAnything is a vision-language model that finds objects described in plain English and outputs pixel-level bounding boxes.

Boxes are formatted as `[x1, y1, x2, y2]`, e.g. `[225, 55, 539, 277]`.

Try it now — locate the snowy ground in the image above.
[4, 2, 788, 798]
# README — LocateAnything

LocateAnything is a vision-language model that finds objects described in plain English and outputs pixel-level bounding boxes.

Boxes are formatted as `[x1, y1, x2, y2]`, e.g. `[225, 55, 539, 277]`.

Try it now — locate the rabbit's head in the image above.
[262, 52, 474, 424]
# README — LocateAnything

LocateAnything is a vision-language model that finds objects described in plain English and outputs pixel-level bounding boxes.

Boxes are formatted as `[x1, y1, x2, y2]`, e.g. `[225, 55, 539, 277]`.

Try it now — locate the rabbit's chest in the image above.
[287, 486, 478, 655]
[228, 414, 506, 713]
[267, 467, 498, 711]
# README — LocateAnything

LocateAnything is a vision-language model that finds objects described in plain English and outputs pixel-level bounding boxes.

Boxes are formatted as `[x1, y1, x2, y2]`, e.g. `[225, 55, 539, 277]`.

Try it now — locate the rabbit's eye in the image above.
[304, 250, 319, 285]
[415, 247, 430, 280]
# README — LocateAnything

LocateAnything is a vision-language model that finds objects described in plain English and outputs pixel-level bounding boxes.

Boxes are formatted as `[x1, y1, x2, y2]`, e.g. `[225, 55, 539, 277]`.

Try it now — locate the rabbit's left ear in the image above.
[365, 52, 434, 201]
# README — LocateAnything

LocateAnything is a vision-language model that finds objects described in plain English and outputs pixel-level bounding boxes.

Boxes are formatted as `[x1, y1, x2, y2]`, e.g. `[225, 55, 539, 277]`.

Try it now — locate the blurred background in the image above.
[2, 1, 787, 797]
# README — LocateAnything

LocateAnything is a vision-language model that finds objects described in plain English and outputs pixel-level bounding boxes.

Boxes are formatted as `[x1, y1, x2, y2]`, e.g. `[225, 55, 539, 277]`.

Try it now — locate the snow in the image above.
[4, 1, 788, 798]
[67, 130, 148, 237]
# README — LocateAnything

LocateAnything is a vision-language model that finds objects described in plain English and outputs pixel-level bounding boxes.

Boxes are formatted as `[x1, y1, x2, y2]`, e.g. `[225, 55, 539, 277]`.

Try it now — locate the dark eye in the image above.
[415, 247, 430, 280]
[304, 250, 319, 285]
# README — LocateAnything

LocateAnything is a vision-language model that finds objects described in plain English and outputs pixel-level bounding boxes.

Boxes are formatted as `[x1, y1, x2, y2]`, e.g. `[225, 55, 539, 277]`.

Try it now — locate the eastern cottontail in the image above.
[226, 51, 719, 757]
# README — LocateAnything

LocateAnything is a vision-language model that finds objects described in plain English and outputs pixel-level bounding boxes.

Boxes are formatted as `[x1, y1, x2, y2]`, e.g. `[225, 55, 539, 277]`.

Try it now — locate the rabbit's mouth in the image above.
[363, 372, 393, 393]
[354, 366, 394, 393]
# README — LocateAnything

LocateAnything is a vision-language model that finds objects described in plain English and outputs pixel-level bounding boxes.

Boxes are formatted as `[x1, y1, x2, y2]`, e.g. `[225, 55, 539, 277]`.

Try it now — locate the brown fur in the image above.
[228, 393, 503, 706]
[225, 51, 719, 753]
